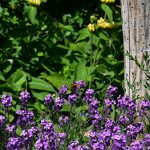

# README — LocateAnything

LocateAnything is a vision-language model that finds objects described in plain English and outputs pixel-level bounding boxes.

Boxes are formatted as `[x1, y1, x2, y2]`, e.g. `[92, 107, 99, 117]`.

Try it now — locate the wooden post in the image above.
[121, 0, 150, 98]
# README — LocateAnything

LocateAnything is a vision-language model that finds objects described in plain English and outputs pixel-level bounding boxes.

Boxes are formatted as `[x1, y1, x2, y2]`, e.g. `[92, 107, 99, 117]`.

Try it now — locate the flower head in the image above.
[44, 94, 53, 105]
[59, 115, 69, 126]
[1, 94, 12, 109]
[54, 97, 65, 112]
[0, 115, 5, 128]
[68, 94, 77, 104]
[7, 137, 21, 150]
[59, 85, 68, 96]
[19, 91, 31, 106]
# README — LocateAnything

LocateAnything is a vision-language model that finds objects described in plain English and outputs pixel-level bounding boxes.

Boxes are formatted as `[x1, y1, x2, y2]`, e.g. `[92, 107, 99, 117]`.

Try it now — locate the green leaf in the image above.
[76, 28, 90, 42]
[97, 64, 115, 77]
[105, 55, 117, 65]
[27, 6, 37, 24]
[42, 73, 72, 89]
[75, 61, 94, 82]
[63, 25, 74, 31]
[29, 77, 55, 92]
[0, 74, 6, 81]
[99, 32, 109, 41]
[101, 4, 113, 23]
[61, 104, 71, 112]
[7, 70, 27, 91]
[31, 90, 50, 100]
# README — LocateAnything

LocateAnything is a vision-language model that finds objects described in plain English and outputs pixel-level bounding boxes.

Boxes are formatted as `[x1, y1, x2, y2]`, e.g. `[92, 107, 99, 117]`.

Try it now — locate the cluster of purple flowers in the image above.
[0, 81, 150, 150]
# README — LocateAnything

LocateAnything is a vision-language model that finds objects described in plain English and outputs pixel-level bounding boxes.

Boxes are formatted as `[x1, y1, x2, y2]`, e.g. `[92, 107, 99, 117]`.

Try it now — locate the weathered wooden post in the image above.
[121, 0, 150, 98]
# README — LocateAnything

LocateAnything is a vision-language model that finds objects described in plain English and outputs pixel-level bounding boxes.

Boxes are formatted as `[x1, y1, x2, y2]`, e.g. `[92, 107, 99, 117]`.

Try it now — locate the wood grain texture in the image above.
[121, 0, 150, 98]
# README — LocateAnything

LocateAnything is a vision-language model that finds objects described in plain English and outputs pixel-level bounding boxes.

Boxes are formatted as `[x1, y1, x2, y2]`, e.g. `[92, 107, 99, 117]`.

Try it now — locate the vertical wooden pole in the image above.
[121, 0, 150, 98]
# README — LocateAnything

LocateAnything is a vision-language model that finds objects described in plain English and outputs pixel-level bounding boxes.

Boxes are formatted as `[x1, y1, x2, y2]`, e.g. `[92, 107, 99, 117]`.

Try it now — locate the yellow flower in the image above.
[87, 23, 96, 32]
[97, 18, 112, 29]
[27, 0, 41, 6]
[100, 0, 115, 3]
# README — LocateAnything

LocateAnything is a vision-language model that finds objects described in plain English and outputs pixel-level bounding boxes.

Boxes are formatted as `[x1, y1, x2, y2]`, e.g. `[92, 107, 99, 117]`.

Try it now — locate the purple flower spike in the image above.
[57, 132, 66, 144]
[118, 115, 129, 125]
[91, 113, 102, 128]
[44, 94, 53, 105]
[77, 80, 86, 88]
[1, 94, 12, 110]
[138, 100, 150, 116]
[7, 137, 21, 150]
[54, 97, 65, 112]
[112, 134, 126, 150]
[68, 140, 79, 150]
[85, 89, 95, 100]
[35, 138, 49, 150]
[68, 94, 77, 104]
[59, 85, 68, 96]
[0, 115, 5, 128]
[130, 140, 144, 150]
[107, 85, 117, 96]
[6, 124, 16, 134]
[59, 115, 69, 126]
[19, 91, 30, 105]
[143, 134, 150, 147]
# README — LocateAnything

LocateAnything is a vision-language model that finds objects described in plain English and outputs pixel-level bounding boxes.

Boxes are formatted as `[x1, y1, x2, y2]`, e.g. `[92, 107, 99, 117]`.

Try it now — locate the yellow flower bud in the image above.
[27, 0, 41, 6]
[90, 15, 97, 23]
[87, 23, 96, 32]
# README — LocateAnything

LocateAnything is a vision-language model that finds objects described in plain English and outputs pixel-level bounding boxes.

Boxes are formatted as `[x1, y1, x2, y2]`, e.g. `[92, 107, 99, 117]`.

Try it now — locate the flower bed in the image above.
[0, 81, 150, 149]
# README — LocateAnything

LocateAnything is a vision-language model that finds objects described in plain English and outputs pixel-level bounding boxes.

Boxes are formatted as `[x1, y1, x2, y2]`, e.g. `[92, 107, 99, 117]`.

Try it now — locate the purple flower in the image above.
[54, 97, 65, 112]
[111, 134, 126, 150]
[59, 115, 69, 126]
[41, 119, 54, 132]
[105, 98, 115, 107]
[143, 134, 150, 147]
[85, 89, 95, 100]
[44, 94, 53, 105]
[6, 124, 16, 134]
[105, 118, 115, 130]
[76, 145, 89, 150]
[100, 129, 112, 145]
[88, 131, 106, 150]
[16, 109, 34, 126]
[35, 138, 50, 150]
[112, 125, 121, 134]
[20, 127, 39, 147]
[68, 94, 77, 104]
[107, 85, 117, 96]
[21, 129, 32, 145]
[138, 100, 150, 116]
[57, 132, 66, 144]
[88, 99, 99, 115]
[77, 80, 86, 88]
[68, 140, 79, 150]
[1, 94, 12, 109]
[130, 140, 144, 150]
[28, 126, 39, 137]
[119, 115, 130, 125]
[7, 137, 21, 150]
[59, 85, 68, 96]
[19, 91, 30, 105]
[117, 96, 136, 117]
[126, 123, 143, 141]
[91, 113, 102, 128]
[104, 98, 115, 115]
[0, 115, 5, 128]
[40, 119, 56, 149]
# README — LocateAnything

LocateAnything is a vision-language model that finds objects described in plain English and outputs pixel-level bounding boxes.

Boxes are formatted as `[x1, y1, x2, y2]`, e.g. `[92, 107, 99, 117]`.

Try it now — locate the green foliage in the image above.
[0, 0, 123, 121]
